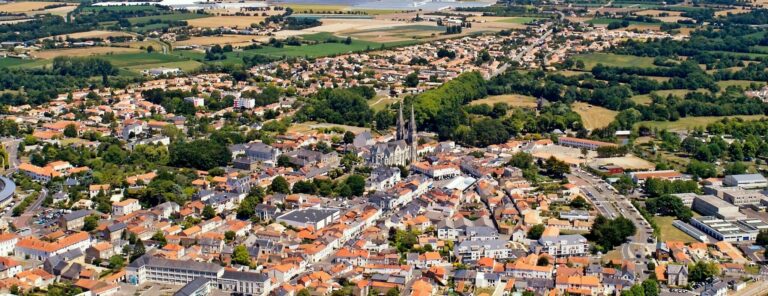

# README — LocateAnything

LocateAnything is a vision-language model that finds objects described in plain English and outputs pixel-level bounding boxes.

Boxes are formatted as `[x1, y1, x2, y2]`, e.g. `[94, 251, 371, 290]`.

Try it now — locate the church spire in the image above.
[409, 105, 417, 162]
[397, 103, 405, 141]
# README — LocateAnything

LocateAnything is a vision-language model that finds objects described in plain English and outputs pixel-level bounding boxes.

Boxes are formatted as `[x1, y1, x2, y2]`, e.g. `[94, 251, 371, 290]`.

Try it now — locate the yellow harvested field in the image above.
[470, 94, 537, 108]
[0, 1, 60, 13]
[39, 4, 76, 16]
[284, 4, 350, 12]
[32, 47, 141, 59]
[572, 102, 618, 130]
[589, 156, 656, 170]
[49, 30, 134, 40]
[715, 8, 750, 16]
[186, 16, 266, 29]
[305, 19, 410, 33]
[174, 35, 265, 46]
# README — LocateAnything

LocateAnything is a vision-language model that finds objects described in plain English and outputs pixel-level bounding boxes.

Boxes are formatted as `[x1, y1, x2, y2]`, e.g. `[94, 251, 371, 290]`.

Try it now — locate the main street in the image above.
[568, 169, 654, 273]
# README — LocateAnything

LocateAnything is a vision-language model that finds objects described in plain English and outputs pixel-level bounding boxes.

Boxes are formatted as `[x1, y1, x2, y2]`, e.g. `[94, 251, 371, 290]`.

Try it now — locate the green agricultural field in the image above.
[635, 115, 768, 131]
[706, 50, 768, 59]
[717, 80, 765, 90]
[631, 89, 708, 105]
[235, 36, 412, 59]
[99, 53, 193, 70]
[497, 17, 542, 24]
[0, 58, 34, 68]
[126, 60, 203, 72]
[81, 5, 162, 13]
[572, 53, 657, 70]
[587, 17, 659, 25]
[126, 12, 208, 25]
[132, 23, 170, 33]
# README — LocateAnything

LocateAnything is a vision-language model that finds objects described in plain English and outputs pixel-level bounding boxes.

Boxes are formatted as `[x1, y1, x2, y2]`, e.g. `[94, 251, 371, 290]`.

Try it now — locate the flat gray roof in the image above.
[277, 208, 339, 224]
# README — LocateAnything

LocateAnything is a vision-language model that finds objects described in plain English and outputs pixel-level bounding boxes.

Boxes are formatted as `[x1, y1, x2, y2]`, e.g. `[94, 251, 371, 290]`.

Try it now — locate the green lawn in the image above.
[635, 115, 768, 131]
[497, 17, 543, 24]
[653, 216, 697, 243]
[572, 53, 657, 70]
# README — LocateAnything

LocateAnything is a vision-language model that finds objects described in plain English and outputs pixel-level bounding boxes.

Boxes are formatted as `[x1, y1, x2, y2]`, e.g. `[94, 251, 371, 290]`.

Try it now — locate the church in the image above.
[368, 104, 418, 167]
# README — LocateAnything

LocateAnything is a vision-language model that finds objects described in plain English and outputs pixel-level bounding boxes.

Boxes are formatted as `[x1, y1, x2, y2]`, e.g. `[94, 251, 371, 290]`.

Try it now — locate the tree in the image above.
[130, 239, 145, 261]
[345, 174, 366, 196]
[82, 215, 99, 231]
[569, 196, 590, 210]
[151, 231, 167, 247]
[202, 205, 216, 220]
[232, 245, 251, 266]
[642, 279, 659, 296]
[757, 230, 768, 246]
[343, 131, 355, 144]
[108, 255, 125, 269]
[169, 140, 231, 170]
[225, 230, 236, 242]
[270, 176, 291, 194]
[544, 156, 570, 178]
[587, 215, 637, 253]
[537, 256, 549, 266]
[724, 162, 748, 175]
[686, 160, 717, 179]
[277, 155, 293, 168]
[509, 152, 534, 169]
[404, 71, 419, 87]
[63, 123, 77, 138]
[386, 288, 399, 296]
[237, 186, 265, 220]
[645, 194, 693, 221]
[527, 224, 545, 240]
[689, 261, 720, 283]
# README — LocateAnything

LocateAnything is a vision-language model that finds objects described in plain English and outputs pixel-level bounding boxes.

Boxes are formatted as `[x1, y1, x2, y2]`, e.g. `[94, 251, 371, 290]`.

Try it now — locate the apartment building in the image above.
[16, 232, 92, 260]
[531, 235, 589, 257]
[454, 239, 511, 262]
[557, 136, 617, 150]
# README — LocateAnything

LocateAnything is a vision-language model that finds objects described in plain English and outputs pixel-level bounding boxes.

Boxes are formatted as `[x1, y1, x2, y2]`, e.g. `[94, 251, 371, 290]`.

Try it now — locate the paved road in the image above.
[14, 188, 47, 228]
[568, 169, 654, 273]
